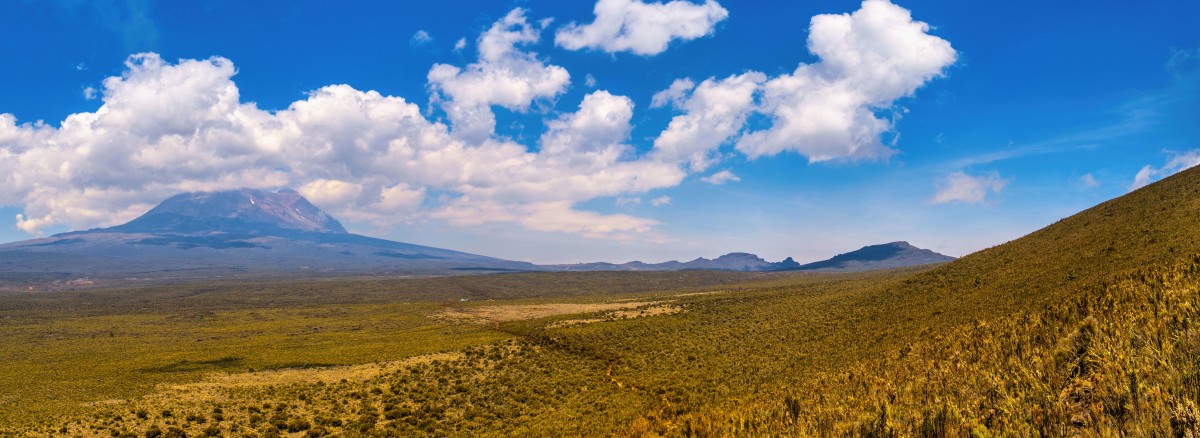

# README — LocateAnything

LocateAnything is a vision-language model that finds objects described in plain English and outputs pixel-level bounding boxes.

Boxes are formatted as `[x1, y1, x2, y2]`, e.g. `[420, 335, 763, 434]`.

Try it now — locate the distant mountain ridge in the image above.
[0, 188, 954, 285]
[550, 243, 952, 273]
[550, 252, 802, 272]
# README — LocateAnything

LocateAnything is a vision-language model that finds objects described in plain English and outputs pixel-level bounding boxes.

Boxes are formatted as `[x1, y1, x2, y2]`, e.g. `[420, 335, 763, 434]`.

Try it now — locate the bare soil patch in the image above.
[546, 303, 685, 329]
[437, 301, 661, 324]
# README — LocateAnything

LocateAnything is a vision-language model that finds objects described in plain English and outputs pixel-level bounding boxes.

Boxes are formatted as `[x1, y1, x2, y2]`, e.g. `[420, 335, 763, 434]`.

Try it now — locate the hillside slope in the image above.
[877, 165, 1200, 325]
[715, 166, 1200, 434]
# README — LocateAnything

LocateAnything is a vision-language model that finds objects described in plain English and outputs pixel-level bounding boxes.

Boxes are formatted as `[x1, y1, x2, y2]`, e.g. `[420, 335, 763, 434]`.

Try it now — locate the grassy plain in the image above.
[0, 270, 765, 434]
[2, 269, 924, 436]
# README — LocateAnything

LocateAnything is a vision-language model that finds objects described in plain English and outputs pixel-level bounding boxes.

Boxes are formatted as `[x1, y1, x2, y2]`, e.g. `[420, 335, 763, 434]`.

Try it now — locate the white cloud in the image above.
[82, 86, 97, 100]
[650, 78, 694, 109]
[378, 184, 425, 212]
[538, 90, 633, 157]
[453, 38, 467, 52]
[1131, 166, 1155, 191]
[735, 0, 956, 162]
[931, 171, 1007, 204]
[427, 8, 571, 143]
[652, 72, 764, 171]
[636, 0, 954, 169]
[15, 213, 54, 236]
[297, 179, 364, 211]
[650, 195, 671, 206]
[1130, 149, 1200, 191]
[0, 50, 679, 239]
[1079, 172, 1099, 188]
[700, 169, 739, 185]
[432, 199, 658, 240]
[410, 30, 433, 47]
[555, 0, 728, 56]
[584, 74, 597, 88]
[334, 183, 426, 226]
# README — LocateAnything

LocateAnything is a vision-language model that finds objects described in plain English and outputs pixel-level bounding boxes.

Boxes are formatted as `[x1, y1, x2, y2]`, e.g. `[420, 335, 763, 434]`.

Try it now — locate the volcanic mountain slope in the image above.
[0, 189, 536, 282]
[108, 188, 348, 235]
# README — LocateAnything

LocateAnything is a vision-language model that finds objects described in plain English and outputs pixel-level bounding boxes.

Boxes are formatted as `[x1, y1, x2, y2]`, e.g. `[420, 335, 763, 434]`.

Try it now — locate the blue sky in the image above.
[0, 0, 1197, 263]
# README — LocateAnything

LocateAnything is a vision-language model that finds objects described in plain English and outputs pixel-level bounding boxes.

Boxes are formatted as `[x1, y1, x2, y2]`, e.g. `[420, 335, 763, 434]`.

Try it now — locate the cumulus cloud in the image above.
[650, 78, 695, 109]
[15, 213, 55, 236]
[0, 49, 676, 238]
[736, 0, 956, 162]
[297, 179, 365, 211]
[931, 171, 1007, 204]
[650, 195, 671, 206]
[453, 38, 467, 52]
[427, 8, 570, 142]
[652, 72, 764, 171]
[700, 170, 739, 185]
[1130, 149, 1200, 191]
[555, 0, 728, 56]
[637, 0, 954, 171]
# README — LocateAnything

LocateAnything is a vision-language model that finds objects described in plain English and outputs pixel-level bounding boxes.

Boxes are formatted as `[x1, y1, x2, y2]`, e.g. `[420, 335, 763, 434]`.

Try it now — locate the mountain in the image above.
[0, 189, 537, 284]
[785, 241, 955, 272]
[108, 189, 347, 235]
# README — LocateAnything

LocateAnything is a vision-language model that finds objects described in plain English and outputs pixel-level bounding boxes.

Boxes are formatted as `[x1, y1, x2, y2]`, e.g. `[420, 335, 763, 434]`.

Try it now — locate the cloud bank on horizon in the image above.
[0, 0, 959, 238]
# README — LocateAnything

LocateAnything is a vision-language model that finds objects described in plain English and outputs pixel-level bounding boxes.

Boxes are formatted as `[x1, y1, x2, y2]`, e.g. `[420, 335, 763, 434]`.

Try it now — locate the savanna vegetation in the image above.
[3, 167, 1200, 436]
[0, 270, 761, 433]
